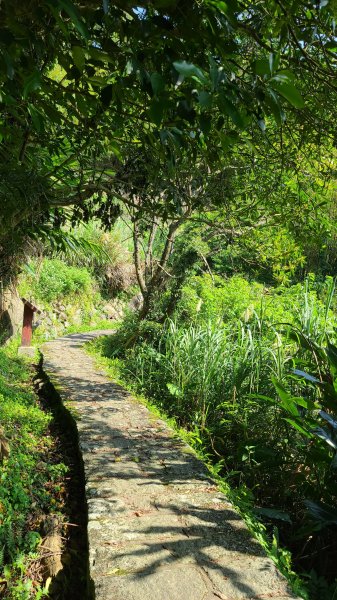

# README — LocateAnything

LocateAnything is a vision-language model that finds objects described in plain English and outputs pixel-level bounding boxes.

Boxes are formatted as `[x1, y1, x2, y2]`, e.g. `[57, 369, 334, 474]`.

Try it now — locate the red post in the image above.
[21, 303, 34, 347]
[20, 299, 41, 348]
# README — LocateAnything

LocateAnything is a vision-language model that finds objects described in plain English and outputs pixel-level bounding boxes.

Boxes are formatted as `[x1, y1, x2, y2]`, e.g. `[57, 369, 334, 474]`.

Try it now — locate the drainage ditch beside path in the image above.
[34, 360, 92, 600]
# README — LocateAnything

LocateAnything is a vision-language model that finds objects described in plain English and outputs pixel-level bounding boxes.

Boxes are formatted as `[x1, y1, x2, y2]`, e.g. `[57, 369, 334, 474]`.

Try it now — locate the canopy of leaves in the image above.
[1, 0, 337, 273]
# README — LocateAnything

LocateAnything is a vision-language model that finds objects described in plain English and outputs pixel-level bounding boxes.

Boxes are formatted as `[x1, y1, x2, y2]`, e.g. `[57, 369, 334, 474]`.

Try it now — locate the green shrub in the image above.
[35, 259, 93, 302]
[176, 274, 337, 338]
[177, 274, 263, 322]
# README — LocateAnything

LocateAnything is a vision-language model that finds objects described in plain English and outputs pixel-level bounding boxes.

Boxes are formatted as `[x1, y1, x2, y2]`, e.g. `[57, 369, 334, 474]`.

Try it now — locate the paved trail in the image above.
[42, 331, 300, 600]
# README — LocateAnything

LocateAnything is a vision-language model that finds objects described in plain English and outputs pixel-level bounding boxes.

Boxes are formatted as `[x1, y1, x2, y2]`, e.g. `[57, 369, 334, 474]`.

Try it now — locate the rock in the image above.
[128, 293, 143, 312]
[102, 302, 124, 321]
[0, 286, 23, 342]
[40, 514, 63, 579]
[0, 427, 10, 461]
[72, 310, 82, 326]
[18, 346, 37, 360]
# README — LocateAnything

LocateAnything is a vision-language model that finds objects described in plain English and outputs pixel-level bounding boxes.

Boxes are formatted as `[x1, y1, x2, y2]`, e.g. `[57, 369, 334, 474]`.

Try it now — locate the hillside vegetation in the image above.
[0, 344, 66, 599]
[91, 269, 337, 600]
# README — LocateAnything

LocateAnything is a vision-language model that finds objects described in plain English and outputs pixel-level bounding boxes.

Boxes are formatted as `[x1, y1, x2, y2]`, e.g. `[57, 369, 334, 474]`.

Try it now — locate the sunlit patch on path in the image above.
[42, 331, 301, 600]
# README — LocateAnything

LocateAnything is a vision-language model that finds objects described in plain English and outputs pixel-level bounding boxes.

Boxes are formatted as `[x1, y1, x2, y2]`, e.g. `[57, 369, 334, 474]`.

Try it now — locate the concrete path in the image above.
[41, 331, 301, 600]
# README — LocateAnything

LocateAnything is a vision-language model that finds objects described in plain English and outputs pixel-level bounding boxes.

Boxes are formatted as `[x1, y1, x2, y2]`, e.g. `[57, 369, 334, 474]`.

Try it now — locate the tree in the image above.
[1, 0, 337, 283]
[116, 127, 335, 320]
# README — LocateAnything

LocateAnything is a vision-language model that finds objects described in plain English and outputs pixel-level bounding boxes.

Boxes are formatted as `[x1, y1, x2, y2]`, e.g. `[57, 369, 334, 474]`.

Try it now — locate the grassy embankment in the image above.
[0, 342, 65, 599]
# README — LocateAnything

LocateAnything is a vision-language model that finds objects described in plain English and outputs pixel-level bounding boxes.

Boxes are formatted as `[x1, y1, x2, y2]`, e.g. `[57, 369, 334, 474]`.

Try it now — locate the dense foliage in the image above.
[2, 0, 337, 270]
[92, 273, 337, 598]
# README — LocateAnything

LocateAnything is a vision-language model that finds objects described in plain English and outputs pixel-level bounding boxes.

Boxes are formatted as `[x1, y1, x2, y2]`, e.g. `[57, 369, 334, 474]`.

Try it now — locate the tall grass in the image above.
[121, 308, 292, 466]
[115, 275, 337, 476]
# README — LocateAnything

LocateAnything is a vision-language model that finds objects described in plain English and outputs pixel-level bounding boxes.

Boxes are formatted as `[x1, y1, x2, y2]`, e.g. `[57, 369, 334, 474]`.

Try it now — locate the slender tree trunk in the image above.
[137, 218, 185, 320]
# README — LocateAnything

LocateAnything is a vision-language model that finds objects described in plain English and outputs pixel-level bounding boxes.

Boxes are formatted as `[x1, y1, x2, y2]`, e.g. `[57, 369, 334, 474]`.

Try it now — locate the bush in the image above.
[33, 259, 93, 303]
[177, 274, 264, 322]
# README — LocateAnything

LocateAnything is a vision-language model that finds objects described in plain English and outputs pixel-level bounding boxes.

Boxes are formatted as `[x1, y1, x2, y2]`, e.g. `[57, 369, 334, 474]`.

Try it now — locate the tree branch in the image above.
[133, 219, 147, 296]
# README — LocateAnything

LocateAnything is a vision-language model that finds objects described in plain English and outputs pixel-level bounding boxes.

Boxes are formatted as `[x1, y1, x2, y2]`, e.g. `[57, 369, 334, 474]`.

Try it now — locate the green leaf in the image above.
[57, 0, 89, 39]
[304, 499, 337, 525]
[198, 91, 212, 109]
[167, 383, 183, 398]
[264, 89, 284, 125]
[295, 396, 319, 410]
[150, 73, 165, 95]
[87, 47, 114, 65]
[254, 58, 270, 77]
[273, 69, 296, 82]
[72, 46, 85, 72]
[199, 114, 211, 135]
[173, 61, 208, 84]
[283, 418, 312, 437]
[253, 394, 277, 405]
[319, 410, 337, 430]
[206, 0, 238, 21]
[28, 105, 45, 133]
[270, 75, 304, 108]
[313, 426, 337, 449]
[218, 94, 245, 128]
[288, 330, 324, 357]
[254, 507, 292, 523]
[149, 98, 164, 126]
[110, 141, 122, 161]
[272, 377, 299, 416]
[326, 342, 337, 377]
[23, 71, 42, 99]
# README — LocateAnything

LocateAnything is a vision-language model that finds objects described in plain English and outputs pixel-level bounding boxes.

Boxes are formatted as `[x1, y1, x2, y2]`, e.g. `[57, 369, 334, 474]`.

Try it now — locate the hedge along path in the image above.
[41, 331, 301, 600]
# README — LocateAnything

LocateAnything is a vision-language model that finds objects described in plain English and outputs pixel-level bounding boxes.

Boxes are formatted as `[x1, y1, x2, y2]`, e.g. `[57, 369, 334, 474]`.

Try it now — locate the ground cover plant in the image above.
[91, 274, 337, 599]
[0, 344, 67, 599]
